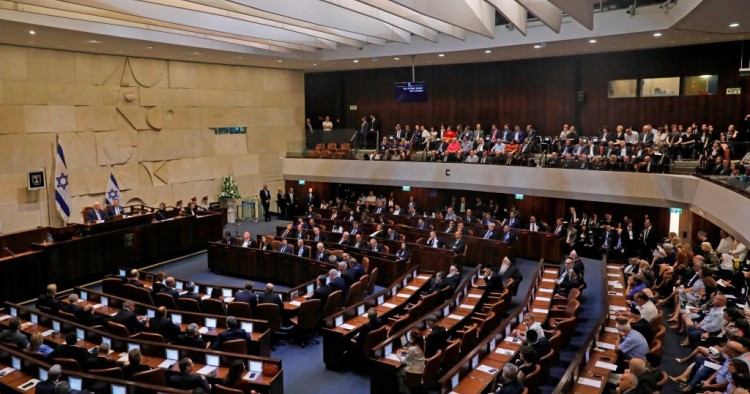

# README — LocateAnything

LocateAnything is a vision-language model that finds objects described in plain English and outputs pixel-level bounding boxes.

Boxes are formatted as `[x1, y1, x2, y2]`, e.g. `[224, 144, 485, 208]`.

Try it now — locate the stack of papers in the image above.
[495, 348, 515, 356]
[467, 294, 482, 299]
[158, 359, 175, 368]
[445, 314, 464, 321]
[197, 365, 216, 375]
[595, 361, 617, 371]
[542, 278, 555, 283]
[596, 341, 616, 350]
[476, 365, 498, 374]
[539, 288, 553, 293]
[289, 300, 302, 306]
[386, 354, 402, 362]
[459, 304, 473, 310]
[406, 286, 420, 290]
[577, 377, 602, 388]
[381, 303, 397, 309]
[339, 323, 356, 330]
[198, 327, 209, 334]
[536, 296, 551, 302]
[396, 293, 410, 298]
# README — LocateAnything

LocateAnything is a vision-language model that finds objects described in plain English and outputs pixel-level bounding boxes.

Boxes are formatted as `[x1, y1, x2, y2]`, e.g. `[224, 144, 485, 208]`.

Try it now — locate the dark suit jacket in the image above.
[499, 265, 523, 288]
[354, 318, 383, 347]
[48, 344, 90, 368]
[296, 246, 310, 258]
[85, 356, 117, 371]
[309, 233, 327, 243]
[445, 275, 460, 292]
[330, 276, 348, 299]
[258, 292, 283, 310]
[147, 316, 179, 341]
[60, 302, 86, 320]
[425, 326, 449, 358]
[395, 249, 410, 261]
[278, 244, 294, 254]
[86, 208, 107, 222]
[450, 238, 466, 254]
[160, 286, 180, 302]
[234, 290, 258, 313]
[336, 238, 352, 247]
[173, 334, 206, 349]
[426, 237, 445, 248]
[341, 269, 357, 288]
[500, 231, 517, 246]
[37, 294, 61, 313]
[480, 273, 504, 293]
[314, 250, 330, 262]
[370, 243, 384, 253]
[151, 282, 165, 297]
[111, 309, 143, 334]
[168, 372, 211, 391]
[35, 380, 57, 394]
[107, 205, 124, 217]
[310, 284, 332, 307]
[212, 328, 248, 349]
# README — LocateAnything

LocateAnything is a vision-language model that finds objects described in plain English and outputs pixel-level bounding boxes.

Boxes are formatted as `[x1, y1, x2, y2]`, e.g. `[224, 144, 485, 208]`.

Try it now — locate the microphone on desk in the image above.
[3, 247, 16, 258]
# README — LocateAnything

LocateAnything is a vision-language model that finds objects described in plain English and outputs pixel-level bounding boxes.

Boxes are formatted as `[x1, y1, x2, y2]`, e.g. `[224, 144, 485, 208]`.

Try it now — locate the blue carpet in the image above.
[539, 257, 606, 394]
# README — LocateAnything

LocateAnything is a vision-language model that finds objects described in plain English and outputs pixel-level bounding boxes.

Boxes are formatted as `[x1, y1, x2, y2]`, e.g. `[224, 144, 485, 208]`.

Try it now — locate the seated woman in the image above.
[222, 360, 254, 393]
[676, 308, 747, 364]
[396, 328, 426, 394]
[28, 332, 53, 357]
[515, 346, 539, 381]
[258, 235, 272, 251]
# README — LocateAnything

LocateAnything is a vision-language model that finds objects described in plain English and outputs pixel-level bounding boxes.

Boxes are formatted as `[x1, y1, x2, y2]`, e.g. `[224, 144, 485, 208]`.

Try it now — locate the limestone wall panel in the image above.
[76, 106, 117, 132]
[24, 105, 77, 133]
[47, 83, 101, 106]
[74, 53, 124, 86]
[171, 179, 217, 202]
[28, 48, 75, 83]
[0, 105, 26, 134]
[96, 131, 136, 166]
[137, 130, 187, 162]
[182, 129, 216, 158]
[215, 134, 248, 156]
[263, 69, 303, 93]
[168, 61, 196, 89]
[67, 166, 113, 196]
[0, 46, 28, 81]
[3, 81, 48, 105]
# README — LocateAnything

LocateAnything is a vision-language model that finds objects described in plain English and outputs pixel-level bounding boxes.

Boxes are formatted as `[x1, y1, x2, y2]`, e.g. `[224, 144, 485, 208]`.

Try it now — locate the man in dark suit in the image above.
[340, 262, 357, 289]
[151, 272, 166, 298]
[445, 265, 461, 292]
[499, 225, 517, 246]
[296, 239, 310, 258]
[168, 358, 211, 391]
[449, 231, 466, 254]
[147, 306, 180, 341]
[309, 275, 331, 307]
[285, 188, 297, 220]
[257, 283, 284, 311]
[478, 267, 504, 293]
[496, 364, 524, 394]
[621, 221, 638, 257]
[552, 218, 566, 237]
[112, 300, 145, 334]
[386, 228, 400, 241]
[329, 269, 348, 300]
[352, 234, 367, 249]
[480, 223, 497, 240]
[178, 282, 202, 309]
[212, 316, 249, 349]
[498, 257, 523, 295]
[160, 277, 181, 303]
[309, 227, 326, 243]
[86, 201, 108, 223]
[260, 184, 272, 222]
[505, 211, 521, 229]
[84, 342, 117, 371]
[234, 281, 258, 314]
[314, 243, 329, 262]
[415, 218, 430, 231]
[220, 231, 235, 245]
[106, 198, 124, 217]
[368, 238, 384, 253]
[352, 308, 383, 349]
[640, 218, 658, 255]
[336, 232, 352, 247]
[48, 332, 90, 368]
[127, 269, 145, 287]
[0, 317, 30, 349]
[173, 323, 206, 349]
[424, 314, 449, 358]
[426, 231, 445, 249]
[304, 188, 316, 208]
[121, 348, 150, 380]
[37, 283, 61, 313]
[35, 364, 62, 394]
[278, 239, 294, 254]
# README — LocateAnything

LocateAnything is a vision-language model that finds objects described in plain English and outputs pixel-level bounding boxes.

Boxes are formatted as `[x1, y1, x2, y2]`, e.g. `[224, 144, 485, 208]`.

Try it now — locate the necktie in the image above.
[530, 224, 536, 231]
[504, 233, 509, 241]
[298, 249, 303, 256]
[96, 211, 101, 220]
[616, 238, 622, 250]
[484, 231, 491, 239]
[644, 228, 649, 242]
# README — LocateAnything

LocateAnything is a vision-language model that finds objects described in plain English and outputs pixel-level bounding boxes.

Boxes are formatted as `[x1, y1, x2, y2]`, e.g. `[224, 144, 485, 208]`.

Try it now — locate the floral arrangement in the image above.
[218, 175, 242, 200]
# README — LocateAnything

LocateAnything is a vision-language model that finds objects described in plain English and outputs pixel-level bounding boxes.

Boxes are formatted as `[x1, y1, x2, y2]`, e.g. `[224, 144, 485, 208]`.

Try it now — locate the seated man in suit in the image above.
[60, 294, 86, 320]
[151, 271, 166, 297]
[169, 358, 211, 391]
[37, 283, 61, 313]
[173, 323, 207, 349]
[386, 227, 400, 242]
[368, 238, 384, 253]
[296, 238, 310, 258]
[309, 227, 326, 243]
[35, 364, 62, 394]
[146, 306, 180, 341]
[257, 283, 284, 311]
[426, 231, 445, 249]
[86, 201, 108, 223]
[426, 271, 449, 296]
[212, 316, 249, 349]
[415, 218, 429, 231]
[107, 198, 124, 217]
[480, 222, 497, 240]
[477, 266, 504, 293]
[449, 231, 466, 255]
[339, 261, 357, 289]
[495, 364, 524, 394]
[78, 305, 109, 327]
[498, 257, 524, 295]
[314, 242, 329, 262]
[308, 275, 331, 307]
[179, 281, 202, 307]
[84, 342, 117, 371]
[278, 239, 294, 254]
[234, 281, 258, 314]
[128, 269, 145, 287]
[328, 268, 348, 301]
[336, 231, 352, 246]
[160, 277, 181, 303]
[240, 231, 255, 248]
[0, 317, 29, 349]
[112, 300, 146, 334]
[445, 265, 461, 292]
[280, 223, 294, 239]
[351, 308, 383, 351]
[425, 314, 449, 358]
[47, 332, 90, 368]
[499, 225, 518, 246]
[352, 233, 367, 249]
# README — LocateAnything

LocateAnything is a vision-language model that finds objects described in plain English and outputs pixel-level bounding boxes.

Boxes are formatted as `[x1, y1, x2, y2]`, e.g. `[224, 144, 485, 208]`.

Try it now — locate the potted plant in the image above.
[218, 175, 242, 207]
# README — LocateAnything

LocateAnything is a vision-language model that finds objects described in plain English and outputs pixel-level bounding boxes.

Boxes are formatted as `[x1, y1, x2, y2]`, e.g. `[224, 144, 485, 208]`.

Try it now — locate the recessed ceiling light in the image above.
[353, 59, 359, 63]
[190, 51, 200, 55]
[533, 44, 542, 49]
[730, 23, 740, 28]
[236, 56, 243, 59]
[589, 39, 597, 43]
[276, 59, 282, 63]
[87, 39, 101, 44]
[653, 32, 662, 37]
[29, 30, 35, 35]
[394, 57, 400, 61]
[438, 53, 444, 57]
[145, 46, 154, 49]
[484, 50, 492, 54]
[312, 63, 317, 66]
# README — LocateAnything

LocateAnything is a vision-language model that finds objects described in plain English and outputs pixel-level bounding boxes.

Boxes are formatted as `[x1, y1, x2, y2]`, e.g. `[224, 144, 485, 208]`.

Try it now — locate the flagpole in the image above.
[43, 164, 51, 227]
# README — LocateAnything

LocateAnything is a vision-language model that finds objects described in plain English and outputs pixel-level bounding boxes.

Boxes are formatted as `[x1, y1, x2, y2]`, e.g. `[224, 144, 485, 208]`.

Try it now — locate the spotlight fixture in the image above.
[277, 59, 283, 63]
[438, 53, 444, 57]
[653, 32, 662, 37]
[485, 50, 492, 53]
[353, 59, 359, 63]
[29, 30, 35, 35]
[533, 43, 546, 49]
[730, 23, 740, 28]
[87, 39, 101, 44]
[394, 57, 400, 60]
[589, 39, 597, 43]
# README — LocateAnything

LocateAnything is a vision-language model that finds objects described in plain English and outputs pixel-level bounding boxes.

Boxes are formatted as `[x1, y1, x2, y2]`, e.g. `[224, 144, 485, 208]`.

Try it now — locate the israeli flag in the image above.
[104, 171, 123, 206]
[54, 137, 72, 221]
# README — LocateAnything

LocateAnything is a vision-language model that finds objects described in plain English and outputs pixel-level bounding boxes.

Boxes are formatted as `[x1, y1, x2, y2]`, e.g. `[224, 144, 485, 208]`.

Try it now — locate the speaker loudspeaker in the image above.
[576, 91, 586, 103]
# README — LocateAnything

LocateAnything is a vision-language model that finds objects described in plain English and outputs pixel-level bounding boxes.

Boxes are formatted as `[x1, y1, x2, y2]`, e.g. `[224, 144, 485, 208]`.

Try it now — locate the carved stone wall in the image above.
[0, 45, 304, 233]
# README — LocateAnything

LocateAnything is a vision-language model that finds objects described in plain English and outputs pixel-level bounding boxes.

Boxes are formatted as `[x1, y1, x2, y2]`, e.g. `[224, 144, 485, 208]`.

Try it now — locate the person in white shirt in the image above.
[632, 291, 658, 323]
[731, 240, 748, 262]
[716, 230, 734, 255]
[513, 313, 545, 339]
[322, 116, 333, 132]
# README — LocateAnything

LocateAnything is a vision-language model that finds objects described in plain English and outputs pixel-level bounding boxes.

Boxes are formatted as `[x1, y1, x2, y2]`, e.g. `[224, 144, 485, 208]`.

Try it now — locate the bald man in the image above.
[87, 201, 108, 223]
[616, 372, 640, 394]
[680, 340, 745, 392]
[683, 293, 727, 346]
[628, 358, 656, 393]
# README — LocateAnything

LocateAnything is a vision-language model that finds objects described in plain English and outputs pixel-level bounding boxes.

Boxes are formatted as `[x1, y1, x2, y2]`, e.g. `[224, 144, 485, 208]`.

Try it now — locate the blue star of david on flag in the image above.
[104, 171, 123, 206]
[54, 138, 72, 221]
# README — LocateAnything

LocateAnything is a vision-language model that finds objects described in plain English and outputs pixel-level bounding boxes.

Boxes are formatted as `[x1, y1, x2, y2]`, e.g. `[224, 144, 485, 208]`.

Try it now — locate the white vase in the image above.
[226, 198, 237, 224]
